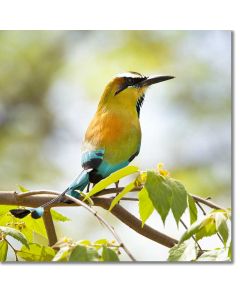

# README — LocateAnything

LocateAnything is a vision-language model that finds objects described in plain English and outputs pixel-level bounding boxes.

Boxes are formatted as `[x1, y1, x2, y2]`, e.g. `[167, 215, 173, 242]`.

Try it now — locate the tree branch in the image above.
[93, 197, 178, 248]
[0, 190, 178, 249]
[0, 187, 225, 253]
[95, 187, 225, 210]
[43, 209, 58, 246]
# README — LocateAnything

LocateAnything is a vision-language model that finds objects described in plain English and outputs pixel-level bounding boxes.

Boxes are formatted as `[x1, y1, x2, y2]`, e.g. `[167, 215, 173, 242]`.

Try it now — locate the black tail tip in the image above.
[31, 210, 42, 219]
[10, 209, 31, 219]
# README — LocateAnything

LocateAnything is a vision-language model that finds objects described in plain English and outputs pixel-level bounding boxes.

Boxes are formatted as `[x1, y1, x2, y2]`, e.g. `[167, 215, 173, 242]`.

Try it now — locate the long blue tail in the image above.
[10, 170, 90, 219]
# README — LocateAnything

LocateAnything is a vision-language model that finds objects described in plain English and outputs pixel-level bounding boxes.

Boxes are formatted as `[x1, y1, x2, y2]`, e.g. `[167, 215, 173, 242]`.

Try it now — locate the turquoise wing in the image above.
[69, 146, 140, 187]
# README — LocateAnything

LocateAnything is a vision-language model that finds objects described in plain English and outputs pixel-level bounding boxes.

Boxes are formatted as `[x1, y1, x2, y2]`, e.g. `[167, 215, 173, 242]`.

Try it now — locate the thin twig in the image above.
[195, 201, 225, 245]
[95, 187, 225, 210]
[93, 197, 178, 248]
[191, 194, 223, 210]
[108, 196, 139, 201]
[0, 188, 226, 251]
[15, 187, 224, 211]
[59, 193, 136, 261]
[179, 218, 203, 253]
[17, 190, 58, 198]
[196, 201, 207, 215]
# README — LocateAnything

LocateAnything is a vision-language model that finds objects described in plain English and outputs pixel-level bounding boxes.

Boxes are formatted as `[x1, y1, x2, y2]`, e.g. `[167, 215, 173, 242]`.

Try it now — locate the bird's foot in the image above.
[115, 181, 119, 197]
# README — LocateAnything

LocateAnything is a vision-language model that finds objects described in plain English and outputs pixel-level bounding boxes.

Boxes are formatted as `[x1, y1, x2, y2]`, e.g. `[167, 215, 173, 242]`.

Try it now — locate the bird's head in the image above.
[99, 71, 174, 116]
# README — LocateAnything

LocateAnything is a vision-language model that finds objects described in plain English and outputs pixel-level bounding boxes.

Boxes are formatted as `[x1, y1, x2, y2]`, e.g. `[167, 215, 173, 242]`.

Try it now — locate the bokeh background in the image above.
[0, 30, 231, 261]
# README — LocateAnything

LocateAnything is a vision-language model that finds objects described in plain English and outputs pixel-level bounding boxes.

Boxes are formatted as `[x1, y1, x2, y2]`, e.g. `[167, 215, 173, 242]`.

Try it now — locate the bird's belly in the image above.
[85, 113, 141, 164]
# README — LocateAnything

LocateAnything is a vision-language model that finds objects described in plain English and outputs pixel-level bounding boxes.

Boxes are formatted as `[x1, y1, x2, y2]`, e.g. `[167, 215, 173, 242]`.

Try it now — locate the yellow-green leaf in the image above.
[0, 240, 8, 262]
[51, 209, 71, 222]
[138, 187, 154, 227]
[109, 181, 135, 211]
[215, 212, 229, 246]
[195, 216, 217, 241]
[179, 214, 217, 244]
[228, 241, 232, 260]
[86, 166, 139, 199]
[0, 207, 47, 242]
[17, 185, 29, 192]
[0, 226, 29, 248]
[18, 243, 55, 262]
[187, 194, 198, 224]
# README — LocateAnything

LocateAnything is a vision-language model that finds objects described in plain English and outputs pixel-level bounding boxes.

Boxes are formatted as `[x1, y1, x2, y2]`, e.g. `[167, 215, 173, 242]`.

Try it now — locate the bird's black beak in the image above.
[137, 75, 175, 87]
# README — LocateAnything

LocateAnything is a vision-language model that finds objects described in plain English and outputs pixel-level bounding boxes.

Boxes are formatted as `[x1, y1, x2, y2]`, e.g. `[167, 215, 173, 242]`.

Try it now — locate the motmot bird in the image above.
[10, 72, 174, 219]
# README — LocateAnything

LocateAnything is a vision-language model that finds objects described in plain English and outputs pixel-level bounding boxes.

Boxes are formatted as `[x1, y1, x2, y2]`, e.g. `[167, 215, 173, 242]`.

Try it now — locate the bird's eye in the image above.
[126, 77, 134, 86]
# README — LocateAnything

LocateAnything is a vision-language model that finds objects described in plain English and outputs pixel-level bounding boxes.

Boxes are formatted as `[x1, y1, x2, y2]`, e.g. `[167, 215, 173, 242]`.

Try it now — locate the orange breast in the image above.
[85, 112, 126, 147]
[84, 110, 141, 164]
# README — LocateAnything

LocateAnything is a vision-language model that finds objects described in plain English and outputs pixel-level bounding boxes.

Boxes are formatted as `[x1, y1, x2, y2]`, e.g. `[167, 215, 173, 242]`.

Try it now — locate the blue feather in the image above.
[10, 148, 134, 219]
[67, 170, 90, 198]
[97, 160, 129, 178]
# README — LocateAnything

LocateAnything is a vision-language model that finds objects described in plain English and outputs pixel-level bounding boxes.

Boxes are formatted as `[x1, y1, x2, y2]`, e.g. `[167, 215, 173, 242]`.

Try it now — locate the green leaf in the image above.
[51, 209, 71, 222]
[17, 185, 29, 192]
[69, 245, 98, 262]
[215, 212, 229, 246]
[18, 243, 55, 262]
[187, 194, 198, 224]
[179, 215, 217, 244]
[69, 245, 87, 262]
[86, 247, 99, 261]
[86, 166, 139, 198]
[138, 187, 154, 227]
[228, 241, 232, 260]
[168, 240, 198, 262]
[0, 240, 8, 262]
[167, 179, 187, 225]
[109, 181, 135, 211]
[145, 171, 172, 224]
[0, 226, 29, 248]
[102, 246, 119, 262]
[197, 248, 229, 261]
[195, 216, 217, 241]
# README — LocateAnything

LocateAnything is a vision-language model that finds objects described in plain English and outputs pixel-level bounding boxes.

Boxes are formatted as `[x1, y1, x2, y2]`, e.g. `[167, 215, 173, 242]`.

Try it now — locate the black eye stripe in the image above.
[127, 78, 133, 84]
[115, 76, 147, 96]
[125, 77, 147, 86]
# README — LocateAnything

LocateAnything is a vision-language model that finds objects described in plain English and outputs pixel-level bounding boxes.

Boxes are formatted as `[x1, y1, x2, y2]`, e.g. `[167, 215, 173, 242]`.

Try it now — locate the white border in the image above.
[0, 1, 239, 299]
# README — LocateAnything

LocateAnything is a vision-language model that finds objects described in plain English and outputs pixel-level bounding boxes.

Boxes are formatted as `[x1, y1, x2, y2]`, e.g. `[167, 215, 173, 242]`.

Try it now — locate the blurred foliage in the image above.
[0, 30, 231, 205]
[0, 31, 66, 188]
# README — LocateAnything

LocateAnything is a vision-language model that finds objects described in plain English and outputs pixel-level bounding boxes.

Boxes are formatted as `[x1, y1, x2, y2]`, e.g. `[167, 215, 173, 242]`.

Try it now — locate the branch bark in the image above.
[0, 188, 225, 252]
[0, 190, 178, 249]
[43, 209, 58, 246]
